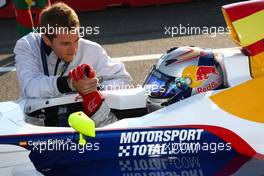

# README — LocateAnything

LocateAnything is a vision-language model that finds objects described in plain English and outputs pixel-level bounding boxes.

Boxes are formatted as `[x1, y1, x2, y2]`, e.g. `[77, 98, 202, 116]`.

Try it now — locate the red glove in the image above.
[68, 64, 104, 117]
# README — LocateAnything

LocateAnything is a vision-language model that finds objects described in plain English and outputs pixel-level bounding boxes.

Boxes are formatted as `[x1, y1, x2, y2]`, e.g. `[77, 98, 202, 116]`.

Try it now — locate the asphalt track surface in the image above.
[0, 0, 244, 101]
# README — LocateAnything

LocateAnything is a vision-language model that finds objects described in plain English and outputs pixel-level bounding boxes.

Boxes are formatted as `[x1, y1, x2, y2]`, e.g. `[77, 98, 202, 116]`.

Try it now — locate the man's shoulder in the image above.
[17, 32, 41, 43]
[14, 32, 41, 55]
[15, 32, 41, 49]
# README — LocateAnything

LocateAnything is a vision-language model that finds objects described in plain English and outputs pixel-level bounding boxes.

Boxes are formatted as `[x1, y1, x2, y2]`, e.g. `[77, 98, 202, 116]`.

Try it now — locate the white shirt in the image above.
[14, 32, 132, 98]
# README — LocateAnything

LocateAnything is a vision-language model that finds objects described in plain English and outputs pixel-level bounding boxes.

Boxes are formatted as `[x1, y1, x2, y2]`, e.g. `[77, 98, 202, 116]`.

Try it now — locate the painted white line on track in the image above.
[0, 66, 16, 72]
[0, 53, 163, 73]
[113, 53, 162, 62]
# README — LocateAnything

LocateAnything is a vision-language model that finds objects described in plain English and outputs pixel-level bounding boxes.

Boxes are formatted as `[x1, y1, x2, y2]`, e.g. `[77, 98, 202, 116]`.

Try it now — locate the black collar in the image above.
[42, 39, 52, 56]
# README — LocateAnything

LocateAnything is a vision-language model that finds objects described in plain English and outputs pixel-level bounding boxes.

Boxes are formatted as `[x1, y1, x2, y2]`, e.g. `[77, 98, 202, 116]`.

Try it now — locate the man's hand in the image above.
[68, 64, 99, 95]
[71, 77, 99, 95]
[68, 64, 104, 117]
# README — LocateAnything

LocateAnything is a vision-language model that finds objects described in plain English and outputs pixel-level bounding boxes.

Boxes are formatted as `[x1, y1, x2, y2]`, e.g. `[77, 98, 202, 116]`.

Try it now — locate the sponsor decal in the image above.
[86, 97, 97, 113]
[75, 95, 83, 102]
[120, 129, 203, 144]
[118, 129, 203, 157]
[118, 129, 232, 157]
[197, 81, 219, 93]
[196, 66, 218, 81]
[19, 141, 28, 147]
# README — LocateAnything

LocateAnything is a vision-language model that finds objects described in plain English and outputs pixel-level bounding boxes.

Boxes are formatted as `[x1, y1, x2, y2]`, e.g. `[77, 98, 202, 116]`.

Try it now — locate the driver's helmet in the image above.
[143, 46, 224, 113]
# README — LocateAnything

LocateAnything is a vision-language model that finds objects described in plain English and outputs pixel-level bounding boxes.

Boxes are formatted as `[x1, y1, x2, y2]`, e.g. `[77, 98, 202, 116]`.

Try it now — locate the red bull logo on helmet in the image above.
[195, 65, 219, 93]
[197, 81, 219, 93]
[182, 65, 219, 89]
[196, 66, 218, 81]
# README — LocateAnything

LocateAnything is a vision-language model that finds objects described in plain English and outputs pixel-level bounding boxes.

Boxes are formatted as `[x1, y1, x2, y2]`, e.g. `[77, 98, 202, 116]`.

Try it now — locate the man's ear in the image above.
[41, 34, 52, 46]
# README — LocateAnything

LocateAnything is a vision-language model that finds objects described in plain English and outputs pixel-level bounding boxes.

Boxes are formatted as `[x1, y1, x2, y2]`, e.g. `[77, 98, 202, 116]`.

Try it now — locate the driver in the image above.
[143, 46, 225, 113]
[13, 2, 132, 127]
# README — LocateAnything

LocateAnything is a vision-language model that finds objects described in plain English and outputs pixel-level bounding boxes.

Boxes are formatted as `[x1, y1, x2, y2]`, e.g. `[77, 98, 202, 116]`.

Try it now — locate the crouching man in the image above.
[13, 2, 132, 127]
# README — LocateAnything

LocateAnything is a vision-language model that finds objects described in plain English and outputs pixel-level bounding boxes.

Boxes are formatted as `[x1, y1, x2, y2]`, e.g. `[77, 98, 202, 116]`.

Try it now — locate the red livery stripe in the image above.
[244, 40, 264, 56]
[223, 0, 264, 22]
[154, 125, 256, 157]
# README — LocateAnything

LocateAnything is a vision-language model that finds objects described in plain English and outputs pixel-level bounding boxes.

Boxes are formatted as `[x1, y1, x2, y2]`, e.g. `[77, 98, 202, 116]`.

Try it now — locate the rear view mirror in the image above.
[68, 111, 96, 145]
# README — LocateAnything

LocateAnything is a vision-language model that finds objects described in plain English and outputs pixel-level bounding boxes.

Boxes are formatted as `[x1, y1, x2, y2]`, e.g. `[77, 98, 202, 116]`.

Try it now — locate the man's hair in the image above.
[40, 2, 80, 40]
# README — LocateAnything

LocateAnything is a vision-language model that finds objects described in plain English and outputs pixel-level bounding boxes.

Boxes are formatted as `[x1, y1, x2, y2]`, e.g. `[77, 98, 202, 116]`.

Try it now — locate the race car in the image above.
[0, 0, 264, 175]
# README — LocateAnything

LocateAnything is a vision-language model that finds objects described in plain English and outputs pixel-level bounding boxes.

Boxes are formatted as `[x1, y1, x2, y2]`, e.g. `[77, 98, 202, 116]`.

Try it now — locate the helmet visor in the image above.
[143, 66, 190, 98]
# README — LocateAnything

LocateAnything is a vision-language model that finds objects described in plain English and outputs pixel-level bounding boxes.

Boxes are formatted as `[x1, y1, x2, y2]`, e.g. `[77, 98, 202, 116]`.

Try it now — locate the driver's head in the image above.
[40, 2, 80, 62]
[143, 46, 224, 113]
